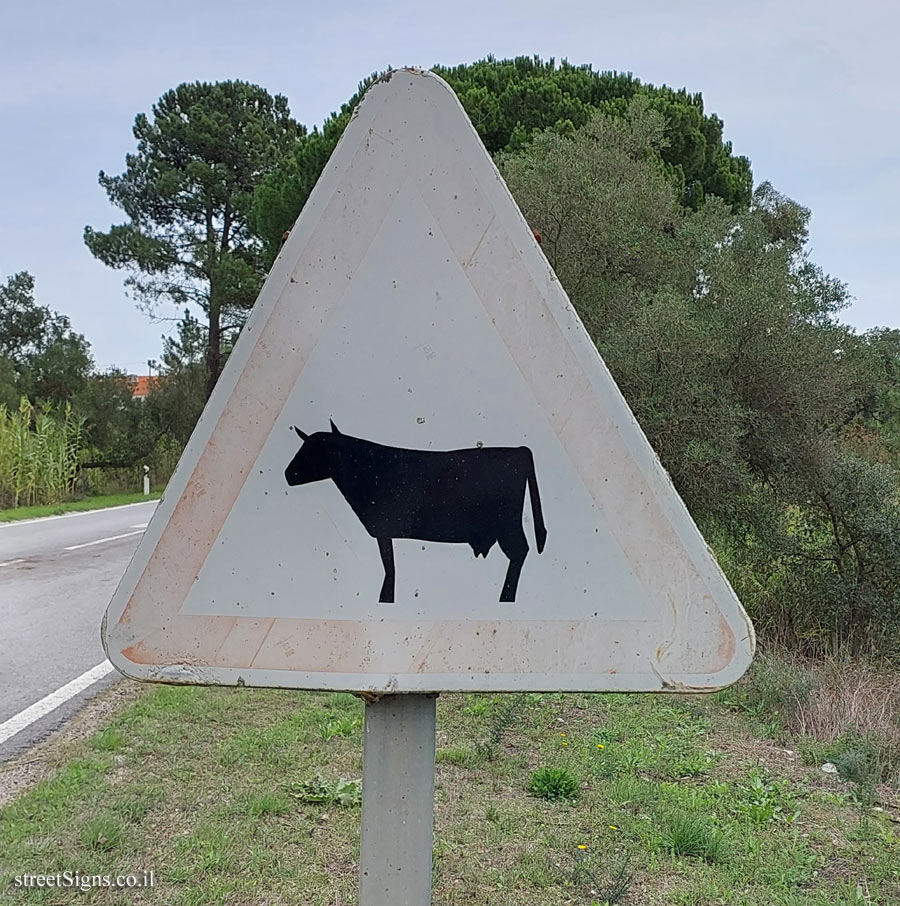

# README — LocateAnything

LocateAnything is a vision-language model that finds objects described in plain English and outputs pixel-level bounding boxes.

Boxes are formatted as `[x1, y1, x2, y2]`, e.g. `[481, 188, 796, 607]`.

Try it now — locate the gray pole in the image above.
[360, 693, 437, 906]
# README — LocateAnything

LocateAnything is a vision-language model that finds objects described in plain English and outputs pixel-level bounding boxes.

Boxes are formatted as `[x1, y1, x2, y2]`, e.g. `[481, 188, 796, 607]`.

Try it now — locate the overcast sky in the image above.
[1, 0, 896, 372]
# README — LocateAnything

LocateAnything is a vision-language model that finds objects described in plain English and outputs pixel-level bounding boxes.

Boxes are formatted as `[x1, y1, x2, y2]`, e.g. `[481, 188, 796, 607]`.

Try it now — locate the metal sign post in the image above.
[360, 694, 437, 906]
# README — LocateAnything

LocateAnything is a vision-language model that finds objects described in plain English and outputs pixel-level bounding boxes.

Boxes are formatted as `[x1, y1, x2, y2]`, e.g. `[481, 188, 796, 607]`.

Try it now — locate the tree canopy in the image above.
[499, 103, 899, 651]
[251, 57, 752, 261]
[0, 271, 93, 408]
[85, 80, 300, 397]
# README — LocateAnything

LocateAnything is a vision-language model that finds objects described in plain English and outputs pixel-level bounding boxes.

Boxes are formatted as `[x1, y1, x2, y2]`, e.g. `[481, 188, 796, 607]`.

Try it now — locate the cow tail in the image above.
[524, 449, 547, 553]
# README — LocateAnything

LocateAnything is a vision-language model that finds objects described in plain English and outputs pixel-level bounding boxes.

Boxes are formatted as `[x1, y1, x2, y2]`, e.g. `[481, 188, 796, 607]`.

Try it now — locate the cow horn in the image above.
[293, 426, 308, 441]
[330, 419, 341, 434]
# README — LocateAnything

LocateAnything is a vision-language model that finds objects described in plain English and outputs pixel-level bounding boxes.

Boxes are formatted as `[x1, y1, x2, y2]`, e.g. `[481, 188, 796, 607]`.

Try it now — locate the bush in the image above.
[500, 107, 900, 656]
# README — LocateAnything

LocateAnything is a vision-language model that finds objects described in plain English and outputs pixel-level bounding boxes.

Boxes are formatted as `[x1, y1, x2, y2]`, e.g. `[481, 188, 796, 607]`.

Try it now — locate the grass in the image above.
[0, 675, 897, 905]
[528, 766, 580, 801]
[0, 491, 163, 522]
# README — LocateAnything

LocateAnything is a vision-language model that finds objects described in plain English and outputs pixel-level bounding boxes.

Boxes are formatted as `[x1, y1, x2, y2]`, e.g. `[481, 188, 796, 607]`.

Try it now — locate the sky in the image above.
[1, 0, 897, 372]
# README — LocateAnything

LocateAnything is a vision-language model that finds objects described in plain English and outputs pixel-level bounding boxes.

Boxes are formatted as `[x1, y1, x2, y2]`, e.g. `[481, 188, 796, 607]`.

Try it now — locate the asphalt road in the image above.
[0, 500, 157, 761]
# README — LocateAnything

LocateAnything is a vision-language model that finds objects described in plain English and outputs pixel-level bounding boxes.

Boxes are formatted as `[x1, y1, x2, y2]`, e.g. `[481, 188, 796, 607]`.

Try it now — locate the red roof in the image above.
[130, 375, 162, 399]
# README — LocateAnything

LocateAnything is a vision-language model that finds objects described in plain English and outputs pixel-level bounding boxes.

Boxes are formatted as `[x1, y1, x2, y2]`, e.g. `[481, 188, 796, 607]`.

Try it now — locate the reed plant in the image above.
[0, 397, 84, 507]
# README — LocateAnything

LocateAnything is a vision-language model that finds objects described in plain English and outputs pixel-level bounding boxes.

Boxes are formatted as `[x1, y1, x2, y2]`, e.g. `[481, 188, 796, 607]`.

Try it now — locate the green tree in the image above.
[0, 271, 93, 405]
[85, 81, 300, 398]
[499, 106, 900, 652]
[251, 76, 376, 264]
[73, 370, 154, 467]
[437, 56, 751, 210]
[859, 327, 900, 460]
[146, 309, 209, 446]
[251, 57, 752, 259]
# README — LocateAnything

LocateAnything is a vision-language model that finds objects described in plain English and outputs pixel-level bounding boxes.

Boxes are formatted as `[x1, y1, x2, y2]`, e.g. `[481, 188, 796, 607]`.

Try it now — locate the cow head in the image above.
[284, 421, 341, 486]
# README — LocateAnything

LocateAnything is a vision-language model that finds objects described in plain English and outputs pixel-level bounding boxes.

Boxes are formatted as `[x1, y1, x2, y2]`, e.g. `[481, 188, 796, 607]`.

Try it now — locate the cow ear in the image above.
[330, 419, 341, 435]
[293, 426, 309, 441]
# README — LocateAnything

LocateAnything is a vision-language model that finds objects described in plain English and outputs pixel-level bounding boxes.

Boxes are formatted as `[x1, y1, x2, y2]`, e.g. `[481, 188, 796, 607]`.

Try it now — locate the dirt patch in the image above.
[0, 680, 142, 808]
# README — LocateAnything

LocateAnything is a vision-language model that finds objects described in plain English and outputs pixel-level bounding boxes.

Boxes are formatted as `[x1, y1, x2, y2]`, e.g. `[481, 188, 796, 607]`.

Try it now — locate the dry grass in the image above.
[718, 650, 900, 789]
[794, 660, 900, 744]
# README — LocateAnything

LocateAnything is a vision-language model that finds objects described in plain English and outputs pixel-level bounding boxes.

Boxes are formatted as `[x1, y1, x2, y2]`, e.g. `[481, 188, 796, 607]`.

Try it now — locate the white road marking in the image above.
[0, 558, 25, 568]
[0, 660, 116, 746]
[130, 523, 149, 529]
[64, 530, 145, 551]
[0, 499, 158, 529]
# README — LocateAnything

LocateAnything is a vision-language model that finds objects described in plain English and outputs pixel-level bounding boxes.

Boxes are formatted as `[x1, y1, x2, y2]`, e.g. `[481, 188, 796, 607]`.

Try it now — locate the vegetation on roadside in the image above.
[0, 399, 82, 508]
[718, 652, 900, 790]
[1, 670, 897, 905]
[0, 272, 194, 504]
[497, 101, 900, 655]
[0, 491, 162, 523]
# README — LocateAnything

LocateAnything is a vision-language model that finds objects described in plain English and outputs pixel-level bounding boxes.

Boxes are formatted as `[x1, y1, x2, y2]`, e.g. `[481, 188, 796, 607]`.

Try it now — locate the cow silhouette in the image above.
[284, 421, 547, 603]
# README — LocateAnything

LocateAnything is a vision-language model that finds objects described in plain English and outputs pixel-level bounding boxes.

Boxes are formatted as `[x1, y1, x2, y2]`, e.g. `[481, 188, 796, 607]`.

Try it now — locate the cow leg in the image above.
[377, 537, 395, 603]
[498, 528, 529, 603]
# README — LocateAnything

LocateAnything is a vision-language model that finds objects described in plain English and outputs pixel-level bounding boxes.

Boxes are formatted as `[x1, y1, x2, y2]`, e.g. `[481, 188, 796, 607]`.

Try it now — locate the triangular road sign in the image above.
[103, 69, 754, 693]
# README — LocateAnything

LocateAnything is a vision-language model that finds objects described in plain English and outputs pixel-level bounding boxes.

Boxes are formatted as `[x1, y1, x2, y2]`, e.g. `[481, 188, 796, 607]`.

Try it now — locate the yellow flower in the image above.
[560, 732, 566, 737]
[609, 825, 618, 830]
[597, 744, 604, 749]
[561, 741, 568, 746]
[577, 844, 587, 850]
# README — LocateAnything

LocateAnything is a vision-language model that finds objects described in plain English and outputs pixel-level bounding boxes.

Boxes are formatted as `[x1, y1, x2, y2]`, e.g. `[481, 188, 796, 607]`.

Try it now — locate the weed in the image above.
[800, 729, 897, 789]
[716, 651, 818, 735]
[239, 791, 293, 817]
[736, 773, 799, 825]
[574, 849, 633, 904]
[670, 752, 717, 778]
[110, 791, 157, 822]
[292, 775, 362, 807]
[726, 652, 900, 786]
[473, 693, 526, 762]
[462, 695, 492, 717]
[607, 776, 654, 808]
[79, 816, 124, 852]
[90, 728, 126, 752]
[325, 692, 359, 710]
[319, 713, 362, 740]
[592, 744, 647, 780]
[833, 740, 882, 806]
[435, 747, 472, 766]
[528, 766, 580, 801]
[658, 811, 726, 862]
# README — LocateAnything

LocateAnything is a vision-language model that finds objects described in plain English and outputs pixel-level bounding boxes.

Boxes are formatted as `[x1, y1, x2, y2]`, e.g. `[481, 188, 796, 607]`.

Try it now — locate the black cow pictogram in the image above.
[284, 421, 547, 603]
